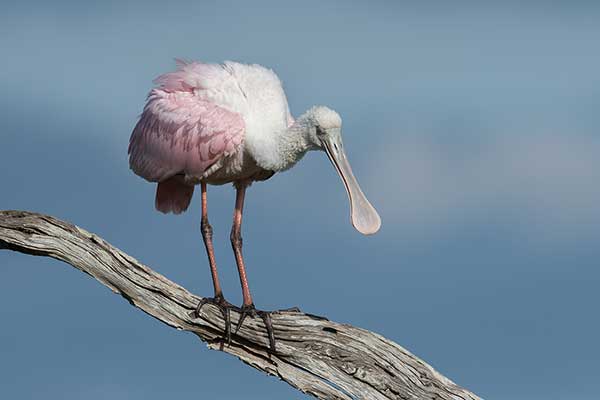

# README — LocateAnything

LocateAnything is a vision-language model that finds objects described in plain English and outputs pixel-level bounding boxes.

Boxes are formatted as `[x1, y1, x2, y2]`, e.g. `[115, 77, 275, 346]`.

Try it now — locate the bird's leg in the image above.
[194, 182, 235, 344]
[200, 182, 223, 298]
[230, 182, 253, 307]
[230, 181, 277, 352]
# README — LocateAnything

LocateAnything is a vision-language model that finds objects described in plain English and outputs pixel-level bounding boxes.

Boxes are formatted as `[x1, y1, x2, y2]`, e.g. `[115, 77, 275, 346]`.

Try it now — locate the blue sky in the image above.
[1, 1, 600, 399]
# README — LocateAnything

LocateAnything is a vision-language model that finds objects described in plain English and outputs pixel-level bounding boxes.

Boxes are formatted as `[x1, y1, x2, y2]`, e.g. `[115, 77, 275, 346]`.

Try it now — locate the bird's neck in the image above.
[256, 110, 317, 172]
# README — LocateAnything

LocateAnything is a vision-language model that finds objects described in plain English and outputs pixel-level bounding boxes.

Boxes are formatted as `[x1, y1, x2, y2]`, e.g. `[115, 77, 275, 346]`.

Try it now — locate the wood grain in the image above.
[0, 210, 480, 400]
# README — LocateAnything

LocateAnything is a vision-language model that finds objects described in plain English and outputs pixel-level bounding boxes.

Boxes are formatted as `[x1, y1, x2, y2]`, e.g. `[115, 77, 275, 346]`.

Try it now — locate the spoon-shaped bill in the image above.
[322, 136, 381, 235]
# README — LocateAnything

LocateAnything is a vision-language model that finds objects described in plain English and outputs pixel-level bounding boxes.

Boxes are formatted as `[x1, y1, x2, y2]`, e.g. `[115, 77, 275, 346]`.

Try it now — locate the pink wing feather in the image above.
[128, 61, 245, 214]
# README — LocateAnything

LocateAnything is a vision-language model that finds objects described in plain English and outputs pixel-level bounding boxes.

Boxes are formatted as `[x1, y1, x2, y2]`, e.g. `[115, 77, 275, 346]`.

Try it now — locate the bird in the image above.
[128, 59, 381, 351]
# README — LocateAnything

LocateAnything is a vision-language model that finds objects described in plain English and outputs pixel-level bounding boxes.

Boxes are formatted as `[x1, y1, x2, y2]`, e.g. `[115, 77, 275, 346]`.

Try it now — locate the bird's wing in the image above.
[128, 61, 245, 182]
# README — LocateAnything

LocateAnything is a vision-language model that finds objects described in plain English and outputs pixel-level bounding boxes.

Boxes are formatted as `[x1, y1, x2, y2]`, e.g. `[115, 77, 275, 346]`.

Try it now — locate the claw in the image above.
[223, 306, 232, 345]
[196, 299, 288, 353]
[234, 303, 277, 353]
[194, 298, 210, 317]
[194, 295, 234, 345]
[234, 304, 254, 335]
[259, 312, 276, 352]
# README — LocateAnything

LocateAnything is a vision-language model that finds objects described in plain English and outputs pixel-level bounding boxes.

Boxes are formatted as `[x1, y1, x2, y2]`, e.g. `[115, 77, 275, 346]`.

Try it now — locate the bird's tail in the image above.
[155, 177, 194, 214]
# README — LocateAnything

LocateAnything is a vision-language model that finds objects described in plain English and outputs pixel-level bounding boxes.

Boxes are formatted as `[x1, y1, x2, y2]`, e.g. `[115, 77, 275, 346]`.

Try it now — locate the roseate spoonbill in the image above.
[128, 60, 380, 350]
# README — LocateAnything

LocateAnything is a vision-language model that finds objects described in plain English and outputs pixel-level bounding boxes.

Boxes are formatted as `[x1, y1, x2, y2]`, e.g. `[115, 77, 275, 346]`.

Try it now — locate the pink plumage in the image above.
[128, 61, 245, 213]
[155, 176, 194, 214]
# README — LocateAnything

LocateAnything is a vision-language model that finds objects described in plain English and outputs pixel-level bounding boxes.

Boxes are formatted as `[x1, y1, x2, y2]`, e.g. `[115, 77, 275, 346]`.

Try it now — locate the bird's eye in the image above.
[316, 126, 326, 136]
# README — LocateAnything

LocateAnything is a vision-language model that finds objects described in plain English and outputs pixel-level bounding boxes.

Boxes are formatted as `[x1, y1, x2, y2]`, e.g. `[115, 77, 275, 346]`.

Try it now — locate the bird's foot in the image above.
[194, 294, 236, 345]
[235, 303, 278, 353]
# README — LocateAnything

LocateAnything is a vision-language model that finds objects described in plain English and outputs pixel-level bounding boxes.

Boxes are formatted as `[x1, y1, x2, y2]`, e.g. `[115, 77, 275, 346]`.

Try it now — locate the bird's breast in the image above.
[185, 145, 274, 186]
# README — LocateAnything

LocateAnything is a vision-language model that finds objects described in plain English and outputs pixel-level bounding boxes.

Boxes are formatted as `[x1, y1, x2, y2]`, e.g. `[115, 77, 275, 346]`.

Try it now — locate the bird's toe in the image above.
[193, 295, 236, 345]
[234, 304, 277, 353]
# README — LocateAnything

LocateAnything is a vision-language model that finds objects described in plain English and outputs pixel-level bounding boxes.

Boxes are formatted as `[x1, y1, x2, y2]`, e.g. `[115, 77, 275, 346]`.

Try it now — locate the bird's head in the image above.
[307, 106, 381, 235]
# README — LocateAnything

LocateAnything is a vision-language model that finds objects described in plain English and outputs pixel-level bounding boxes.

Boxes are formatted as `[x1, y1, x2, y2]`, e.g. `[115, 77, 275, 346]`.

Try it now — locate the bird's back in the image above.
[222, 61, 294, 127]
[186, 61, 294, 137]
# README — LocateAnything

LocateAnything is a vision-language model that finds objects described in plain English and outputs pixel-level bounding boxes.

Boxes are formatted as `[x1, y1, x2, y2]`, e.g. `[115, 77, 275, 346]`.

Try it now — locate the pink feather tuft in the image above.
[155, 177, 194, 214]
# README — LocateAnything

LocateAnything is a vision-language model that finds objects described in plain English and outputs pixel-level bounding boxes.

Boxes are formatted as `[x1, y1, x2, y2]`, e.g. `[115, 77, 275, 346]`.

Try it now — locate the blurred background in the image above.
[1, 1, 599, 399]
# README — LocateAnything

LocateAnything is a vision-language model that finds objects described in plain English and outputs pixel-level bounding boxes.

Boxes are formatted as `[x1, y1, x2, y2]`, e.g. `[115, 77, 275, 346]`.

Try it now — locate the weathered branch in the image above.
[0, 210, 480, 400]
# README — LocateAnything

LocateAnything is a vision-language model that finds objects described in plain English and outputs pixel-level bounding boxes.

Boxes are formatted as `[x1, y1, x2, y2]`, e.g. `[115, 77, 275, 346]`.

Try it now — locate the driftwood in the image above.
[0, 210, 480, 400]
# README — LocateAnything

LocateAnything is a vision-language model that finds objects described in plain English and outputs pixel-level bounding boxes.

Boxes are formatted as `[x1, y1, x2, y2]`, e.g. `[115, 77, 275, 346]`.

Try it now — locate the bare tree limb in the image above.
[0, 210, 480, 400]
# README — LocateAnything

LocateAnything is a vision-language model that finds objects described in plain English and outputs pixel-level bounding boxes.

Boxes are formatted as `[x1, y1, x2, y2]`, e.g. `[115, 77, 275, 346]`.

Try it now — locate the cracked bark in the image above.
[0, 210, 481, 400]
